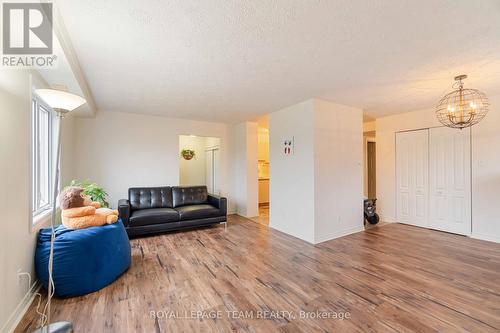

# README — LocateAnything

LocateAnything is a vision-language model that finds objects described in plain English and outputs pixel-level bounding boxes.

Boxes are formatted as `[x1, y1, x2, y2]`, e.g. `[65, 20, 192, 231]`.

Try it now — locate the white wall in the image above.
[179, 135, 208, 186]
[314, 99, 364, 243]
[471, 95, 500, 242]
[72, 111, 236, 213]
[205, 136, 220, 149]
[269, 100, 316, 243]
[232, 122, 259, 217]
[376, 94, 500, 243]
[270, 99, 364, 244]
[0, 71, 36, 332]
[363, 121, 376, 132]
[60, 114, 76, 187]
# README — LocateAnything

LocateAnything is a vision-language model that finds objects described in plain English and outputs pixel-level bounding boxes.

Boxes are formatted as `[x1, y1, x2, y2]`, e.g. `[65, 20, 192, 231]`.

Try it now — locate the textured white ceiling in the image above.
[56, 0, 500, 123]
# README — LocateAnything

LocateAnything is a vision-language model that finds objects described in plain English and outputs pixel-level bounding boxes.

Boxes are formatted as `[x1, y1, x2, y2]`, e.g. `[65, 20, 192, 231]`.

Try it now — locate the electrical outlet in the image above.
[17, 269, 31, 289]
[17, 268, 22, 285]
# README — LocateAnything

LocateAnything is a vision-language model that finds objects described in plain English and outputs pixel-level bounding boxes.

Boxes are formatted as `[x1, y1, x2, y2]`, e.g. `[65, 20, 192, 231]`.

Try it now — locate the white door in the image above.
[205, 147, 220, 195]
[205, 150, 214, 193]
[213, 148, 220, 195]
[396, 130, 429, 228]
[429, 127, 471, 235]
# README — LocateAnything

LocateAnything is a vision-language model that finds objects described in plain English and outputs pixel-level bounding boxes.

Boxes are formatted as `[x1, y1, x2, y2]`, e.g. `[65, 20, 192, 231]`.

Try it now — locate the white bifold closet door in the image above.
[205, 147, 220, 195]
[428, 127, 471, 235]
[205, 150, 214, 193]
[396, 127, 471, 235]
[212, 148, 220, 195]
[396, 129, 429, 228]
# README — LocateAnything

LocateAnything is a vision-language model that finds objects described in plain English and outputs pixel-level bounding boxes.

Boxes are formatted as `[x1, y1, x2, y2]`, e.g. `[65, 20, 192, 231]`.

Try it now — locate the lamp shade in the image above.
[35, 89, 86, 112]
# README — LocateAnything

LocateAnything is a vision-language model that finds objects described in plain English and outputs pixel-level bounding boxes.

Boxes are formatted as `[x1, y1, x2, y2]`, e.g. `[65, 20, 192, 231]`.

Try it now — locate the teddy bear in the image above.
[59, 186, 119, 229]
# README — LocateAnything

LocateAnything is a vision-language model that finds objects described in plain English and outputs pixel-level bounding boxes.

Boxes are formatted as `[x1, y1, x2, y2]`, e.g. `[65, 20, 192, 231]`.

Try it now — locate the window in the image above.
[32, 96, 53, 218]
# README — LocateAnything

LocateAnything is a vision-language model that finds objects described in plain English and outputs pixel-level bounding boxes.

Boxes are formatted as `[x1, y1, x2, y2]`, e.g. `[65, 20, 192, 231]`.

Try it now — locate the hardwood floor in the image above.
[249, 206, 269, 226]
[16, 215, 500, 332]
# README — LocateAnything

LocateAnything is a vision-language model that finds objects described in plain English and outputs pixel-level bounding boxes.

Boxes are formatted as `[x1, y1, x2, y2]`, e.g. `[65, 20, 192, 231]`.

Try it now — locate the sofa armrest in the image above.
[118, 199, 131, 225]
[208, 194, 227, 215]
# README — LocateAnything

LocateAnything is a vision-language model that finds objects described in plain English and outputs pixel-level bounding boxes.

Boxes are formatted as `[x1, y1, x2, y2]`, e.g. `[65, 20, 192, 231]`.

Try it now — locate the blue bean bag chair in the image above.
[36, 219, 131, 298]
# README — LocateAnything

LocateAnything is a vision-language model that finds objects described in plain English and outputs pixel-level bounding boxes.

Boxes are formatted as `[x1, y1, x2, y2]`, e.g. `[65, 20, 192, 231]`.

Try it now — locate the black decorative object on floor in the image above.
[364, 198, 379, 225]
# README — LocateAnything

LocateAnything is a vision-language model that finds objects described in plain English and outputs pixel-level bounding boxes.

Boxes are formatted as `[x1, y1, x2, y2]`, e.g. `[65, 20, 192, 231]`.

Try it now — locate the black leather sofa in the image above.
[118, 186, 227, 237]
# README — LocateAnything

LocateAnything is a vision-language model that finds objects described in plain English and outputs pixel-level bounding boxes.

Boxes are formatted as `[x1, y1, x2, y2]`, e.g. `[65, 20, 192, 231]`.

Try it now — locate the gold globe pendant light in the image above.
[435, 75, 489, 129]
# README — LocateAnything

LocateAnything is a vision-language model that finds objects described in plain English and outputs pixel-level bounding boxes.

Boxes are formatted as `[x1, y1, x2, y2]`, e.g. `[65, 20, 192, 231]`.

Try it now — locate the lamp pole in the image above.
[32, 88, 87, 332]
[33, 109, 72, 333]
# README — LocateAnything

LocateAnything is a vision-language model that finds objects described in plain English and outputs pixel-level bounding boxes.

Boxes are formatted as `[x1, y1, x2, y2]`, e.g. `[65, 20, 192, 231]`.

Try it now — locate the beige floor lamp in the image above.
[32, 88, 86, 333]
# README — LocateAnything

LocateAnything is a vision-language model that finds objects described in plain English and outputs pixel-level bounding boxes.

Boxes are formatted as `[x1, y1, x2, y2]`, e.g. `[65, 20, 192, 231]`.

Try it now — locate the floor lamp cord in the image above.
[33, 111, 72, 333]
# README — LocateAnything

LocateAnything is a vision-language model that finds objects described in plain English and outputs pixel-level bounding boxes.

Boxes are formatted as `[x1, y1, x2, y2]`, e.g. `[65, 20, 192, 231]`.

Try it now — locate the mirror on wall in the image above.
[179, 135, 221, 195]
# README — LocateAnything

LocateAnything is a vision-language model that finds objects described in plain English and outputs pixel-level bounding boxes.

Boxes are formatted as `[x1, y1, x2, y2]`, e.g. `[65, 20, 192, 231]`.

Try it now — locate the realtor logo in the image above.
[1, 2, 56, 68]
[3, 2, 53, 54]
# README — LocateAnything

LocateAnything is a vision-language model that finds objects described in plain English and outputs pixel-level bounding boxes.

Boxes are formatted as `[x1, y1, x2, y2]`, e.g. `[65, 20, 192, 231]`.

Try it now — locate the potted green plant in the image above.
[67, 180, 110, 208]
[181, 149, 196, 160]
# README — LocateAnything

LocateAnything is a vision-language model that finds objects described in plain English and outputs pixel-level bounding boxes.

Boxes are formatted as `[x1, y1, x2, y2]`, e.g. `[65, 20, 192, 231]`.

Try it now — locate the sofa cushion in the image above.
[175, 204, 222, 221]
[172, 186, 208, 207]
[129, 208, 179, 226]
[129, 187, 173, 211]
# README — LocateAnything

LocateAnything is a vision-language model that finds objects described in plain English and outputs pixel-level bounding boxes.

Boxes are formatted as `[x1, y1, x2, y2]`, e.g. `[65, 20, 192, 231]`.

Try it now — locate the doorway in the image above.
[179, 135, 221, 194]
[363, 130, 376, 199]
[205, 146, 220, 194]
[254, 125, 270, 225]
[367, 141, 376, 199]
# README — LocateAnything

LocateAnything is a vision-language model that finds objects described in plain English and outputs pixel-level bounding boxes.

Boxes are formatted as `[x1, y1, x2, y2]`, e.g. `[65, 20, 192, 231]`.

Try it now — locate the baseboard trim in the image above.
[379, 215, 397, 223]
[236, 213, 259, 219]
[1, 281, 40, 333]
[268, 223, 315, 244]
[314, 225, 365, 244]
[471, 233, 500, 244]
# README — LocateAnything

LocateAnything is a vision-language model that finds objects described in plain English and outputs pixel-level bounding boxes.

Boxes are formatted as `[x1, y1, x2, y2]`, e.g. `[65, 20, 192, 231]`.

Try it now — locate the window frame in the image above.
[31, 94, 54, 221]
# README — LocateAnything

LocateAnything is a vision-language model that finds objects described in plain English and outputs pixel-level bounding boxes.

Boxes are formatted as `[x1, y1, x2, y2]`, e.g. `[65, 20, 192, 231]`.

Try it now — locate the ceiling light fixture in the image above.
[435, 75, 489, 129]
